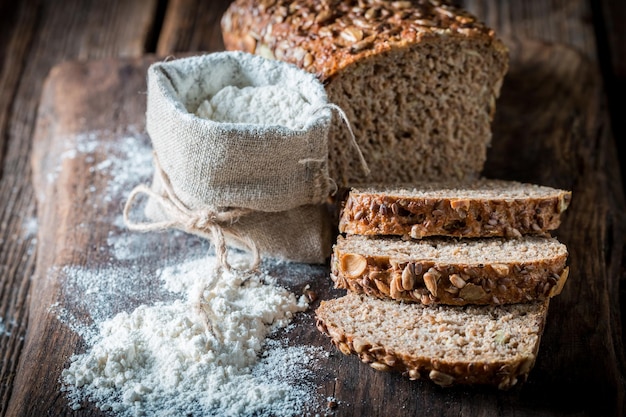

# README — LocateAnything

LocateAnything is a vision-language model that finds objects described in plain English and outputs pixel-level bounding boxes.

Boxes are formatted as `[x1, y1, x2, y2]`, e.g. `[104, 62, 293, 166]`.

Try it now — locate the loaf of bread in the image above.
[316, 293, 549, 389]
[339, 179, 572, 238]
[221, 0, 509, 186]
[332, 234, 569, 305]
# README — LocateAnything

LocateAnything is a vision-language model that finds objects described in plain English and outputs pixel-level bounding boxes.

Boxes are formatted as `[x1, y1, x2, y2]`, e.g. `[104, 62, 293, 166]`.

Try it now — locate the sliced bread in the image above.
[315, 293, 549, 389]
[339, 179, 572, 238]
[331, 234, 569, 305]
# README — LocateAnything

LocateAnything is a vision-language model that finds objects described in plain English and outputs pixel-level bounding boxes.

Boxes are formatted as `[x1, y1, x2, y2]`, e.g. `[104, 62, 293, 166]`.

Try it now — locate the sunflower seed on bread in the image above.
[339, 179, 571, 238]
[331, 234, 569, 305]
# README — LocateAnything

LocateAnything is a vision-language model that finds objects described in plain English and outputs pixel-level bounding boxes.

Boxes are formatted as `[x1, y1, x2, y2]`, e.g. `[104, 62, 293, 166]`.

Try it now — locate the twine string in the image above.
[311, 103, 370, 176]
[192, 276, 222, 340]
[123, 154, 261, 272]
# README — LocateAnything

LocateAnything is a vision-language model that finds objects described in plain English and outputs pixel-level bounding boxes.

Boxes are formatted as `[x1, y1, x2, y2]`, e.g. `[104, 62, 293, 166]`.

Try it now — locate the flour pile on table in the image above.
[62, 256, 321, 416]
[55, 130, 330, 417]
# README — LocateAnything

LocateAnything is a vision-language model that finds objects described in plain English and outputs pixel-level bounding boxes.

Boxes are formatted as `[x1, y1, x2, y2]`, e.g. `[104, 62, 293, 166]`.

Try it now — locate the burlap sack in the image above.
[125, 52, 335, 266]
[146, 51, 332, 211]
[141, 167, 332, 265]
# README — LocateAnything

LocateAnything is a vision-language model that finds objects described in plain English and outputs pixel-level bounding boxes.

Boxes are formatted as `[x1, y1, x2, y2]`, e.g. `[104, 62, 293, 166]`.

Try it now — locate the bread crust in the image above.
[221, 0, 507, 83]
[331, 235, 569, 305]
[315, 294, 549, 389]
[339, 183, 572, 238]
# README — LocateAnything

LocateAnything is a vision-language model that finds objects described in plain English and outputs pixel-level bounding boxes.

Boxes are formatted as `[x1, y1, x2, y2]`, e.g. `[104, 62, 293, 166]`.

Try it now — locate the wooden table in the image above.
[1, 1, 624, 416]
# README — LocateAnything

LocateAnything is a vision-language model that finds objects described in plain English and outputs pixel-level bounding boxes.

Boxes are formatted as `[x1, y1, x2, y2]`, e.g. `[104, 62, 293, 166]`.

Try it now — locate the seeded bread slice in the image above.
[332, 234, 569, 306]
[339, 179, 572, 238]
[222, 0, 508, 186]
[316, 293, 549, 389]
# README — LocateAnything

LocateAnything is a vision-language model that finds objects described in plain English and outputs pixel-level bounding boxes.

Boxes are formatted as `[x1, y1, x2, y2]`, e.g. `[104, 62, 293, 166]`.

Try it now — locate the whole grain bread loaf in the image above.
[221, 0, 509, 186]
[316, 293, 549, 389]
[331, 234, 569, 305]
[339, 179, 572, 238]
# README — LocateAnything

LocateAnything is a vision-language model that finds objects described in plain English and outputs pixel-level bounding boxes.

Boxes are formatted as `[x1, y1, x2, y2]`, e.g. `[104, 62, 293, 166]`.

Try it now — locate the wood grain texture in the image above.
[595, 0, 626, 195]
[596, 0, 626, 336]
[0, 1, 38, 167]
[0, 1, 157, 415]
[6, 57, 155, 417]
[461, 0, 597, 61]
[0, 0, 624, 416]
[157, 0, 232, 55]
[10, 39, 626, 416]
[0, 3, 40, 412]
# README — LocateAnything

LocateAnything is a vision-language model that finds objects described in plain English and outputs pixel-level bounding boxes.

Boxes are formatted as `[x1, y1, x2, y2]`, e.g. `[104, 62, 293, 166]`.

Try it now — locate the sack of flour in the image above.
[125, 51, 337, 266]
[149, 51, 333, 211]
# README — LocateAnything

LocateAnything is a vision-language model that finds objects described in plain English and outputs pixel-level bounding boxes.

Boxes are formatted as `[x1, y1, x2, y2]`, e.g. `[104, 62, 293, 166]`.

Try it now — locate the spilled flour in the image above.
[53, 128, 332, 416]
[0, 317, 10, 337]
[62, 256, 322, 416]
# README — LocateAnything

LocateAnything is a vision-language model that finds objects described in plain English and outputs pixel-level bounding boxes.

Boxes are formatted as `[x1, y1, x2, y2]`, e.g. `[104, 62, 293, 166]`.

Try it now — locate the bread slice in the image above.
[221, 0, 509, 186]
[339, 179, 572, 238]
[315, 293, 549, 389]
[331, 234, 569, 305]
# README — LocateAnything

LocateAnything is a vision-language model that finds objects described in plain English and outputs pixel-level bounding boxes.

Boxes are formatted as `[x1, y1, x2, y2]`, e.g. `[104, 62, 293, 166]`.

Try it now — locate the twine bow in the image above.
[123, 154, 260, 271]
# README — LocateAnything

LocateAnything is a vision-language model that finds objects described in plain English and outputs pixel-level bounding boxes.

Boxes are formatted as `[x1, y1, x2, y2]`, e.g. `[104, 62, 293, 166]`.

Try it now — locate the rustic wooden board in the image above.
[0, 1, 159, 413]
[7, 39, 625, 416]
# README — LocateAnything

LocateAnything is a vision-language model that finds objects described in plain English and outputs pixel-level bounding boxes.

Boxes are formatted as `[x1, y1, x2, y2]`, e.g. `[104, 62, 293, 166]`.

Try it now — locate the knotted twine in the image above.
[123, 152, 263, 337]
[123, 153, 261, 271]
[123, 103, 368, 271]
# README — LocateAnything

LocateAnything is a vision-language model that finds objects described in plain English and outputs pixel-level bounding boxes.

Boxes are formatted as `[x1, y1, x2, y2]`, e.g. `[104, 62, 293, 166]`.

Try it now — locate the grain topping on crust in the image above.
[331, 235, 569, 306]
[339, 179, 572, 237]
[222, 0, 506, 81]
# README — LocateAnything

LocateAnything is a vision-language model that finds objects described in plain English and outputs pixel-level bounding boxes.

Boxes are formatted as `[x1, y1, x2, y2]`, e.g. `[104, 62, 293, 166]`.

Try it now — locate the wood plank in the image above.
[0, 2, 40, 413]
[594, 0, 626, 193]
[0, 1, 38, 167]
[0, 1, 158, 414]
[157, 0, 232, 55]
[461, 0, 597, 61]
[7, 57, 156, 417]
[596, 0, 626, 341]
[73, 1, 159, 59]
[1, 0, 624, 415]
[11, 37, 626, 416]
